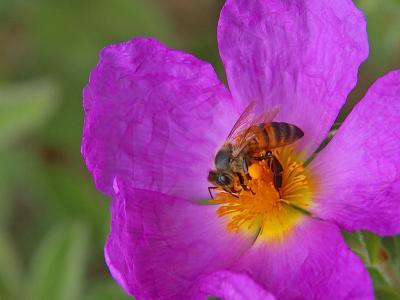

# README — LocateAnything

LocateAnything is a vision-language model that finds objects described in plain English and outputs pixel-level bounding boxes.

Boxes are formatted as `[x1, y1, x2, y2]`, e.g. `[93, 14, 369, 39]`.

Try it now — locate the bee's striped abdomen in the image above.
[261, 122, 304, 149]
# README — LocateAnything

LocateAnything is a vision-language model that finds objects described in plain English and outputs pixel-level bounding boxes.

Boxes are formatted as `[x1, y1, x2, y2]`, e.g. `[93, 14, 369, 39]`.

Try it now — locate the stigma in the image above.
[210, 147, 313, 241]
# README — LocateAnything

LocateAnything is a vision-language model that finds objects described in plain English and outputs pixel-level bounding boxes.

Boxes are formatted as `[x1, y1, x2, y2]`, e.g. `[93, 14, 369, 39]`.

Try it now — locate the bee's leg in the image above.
[242, 157, 253, 182]
[273, 174, 283, 189]
[242, 156, 249, 174]
[270, 155, 283, 195]
[208, 186, 240, 199]
[237, 172, 249, 192]
[272, 178, 283, 198]
[208, 186, 220, 199]
[252, 156, 266, 161]
[251, 152, 284, 194]
[223, 188, 239, 198]
[252, 151, 273, 161]
[237, 172, 255, 195]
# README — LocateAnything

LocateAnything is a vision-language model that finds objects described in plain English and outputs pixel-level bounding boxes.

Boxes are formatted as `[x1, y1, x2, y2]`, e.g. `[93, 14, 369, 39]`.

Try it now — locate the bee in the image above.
[208, 101, 304, 197]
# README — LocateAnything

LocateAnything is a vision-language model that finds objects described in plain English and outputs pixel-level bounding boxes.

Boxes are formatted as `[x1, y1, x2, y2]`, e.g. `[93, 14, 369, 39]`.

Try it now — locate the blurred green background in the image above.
[0, 1, 399, 299]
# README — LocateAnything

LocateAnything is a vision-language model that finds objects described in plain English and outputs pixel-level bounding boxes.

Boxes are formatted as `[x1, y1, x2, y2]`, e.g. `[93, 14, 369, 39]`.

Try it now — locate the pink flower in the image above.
[82, 0, 400, 299]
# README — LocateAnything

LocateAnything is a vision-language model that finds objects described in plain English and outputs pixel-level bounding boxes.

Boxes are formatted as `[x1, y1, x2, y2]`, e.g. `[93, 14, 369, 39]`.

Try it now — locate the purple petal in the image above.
[218, 0, 369, 157]
[196, 270, 276, 300]
[309, 71, 400, 235]
[82, 38, 239, 198]
[232, 218, 373, 300]
[105, 179, 255, 299]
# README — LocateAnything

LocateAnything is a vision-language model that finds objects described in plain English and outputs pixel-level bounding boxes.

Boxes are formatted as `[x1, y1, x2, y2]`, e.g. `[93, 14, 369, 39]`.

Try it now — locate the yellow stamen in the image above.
[210, 146, 313, 241]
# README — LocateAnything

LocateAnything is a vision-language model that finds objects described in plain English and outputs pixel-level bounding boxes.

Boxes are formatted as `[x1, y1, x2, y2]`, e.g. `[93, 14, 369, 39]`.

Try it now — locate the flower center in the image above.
[210, 146, 313, 241]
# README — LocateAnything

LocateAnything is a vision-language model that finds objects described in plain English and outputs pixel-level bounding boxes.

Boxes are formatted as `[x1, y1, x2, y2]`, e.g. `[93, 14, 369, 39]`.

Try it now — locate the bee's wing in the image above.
[231, 128, 257, 157]
[256, 105, 280, 124]
[226, 100, 257, 142]
[228, 102, 280, 157]
[227, 102, 280, 142]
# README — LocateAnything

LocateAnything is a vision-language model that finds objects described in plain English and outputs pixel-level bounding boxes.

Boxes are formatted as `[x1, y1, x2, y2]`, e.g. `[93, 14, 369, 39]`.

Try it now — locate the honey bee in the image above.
[208, 101, 304, 197]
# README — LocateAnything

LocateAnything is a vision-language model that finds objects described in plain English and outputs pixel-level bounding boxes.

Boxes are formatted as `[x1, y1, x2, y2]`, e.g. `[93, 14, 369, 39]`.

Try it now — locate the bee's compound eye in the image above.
[218, 174, 232, 185]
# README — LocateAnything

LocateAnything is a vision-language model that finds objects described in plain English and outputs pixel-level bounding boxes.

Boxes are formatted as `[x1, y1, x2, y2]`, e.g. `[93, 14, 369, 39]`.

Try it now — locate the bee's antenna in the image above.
[208, 187, 214, 199]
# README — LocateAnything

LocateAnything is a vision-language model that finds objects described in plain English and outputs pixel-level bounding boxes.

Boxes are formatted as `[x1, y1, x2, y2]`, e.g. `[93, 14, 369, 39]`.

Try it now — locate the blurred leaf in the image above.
[0, 78, 59, 148]
[375, 287, 400, 300]
[383, 237, 398, 263]
[362, 231, 382, 265]
[0, 152, 12, 227]
[83, 280, 133, 300]
[355, 0, 400, 69]
[382, 236, 400, 274]
[0, 230, 22, 300]
[24, 221, 90, 300]
[342, 231, 367, 262]
[0, 148, 42, 228]
[29, 0, 174, 77]
[378, 260, 400, 295]
[368, 267, 388, 288]
[34, 163, 109, 243]
[0, 0, 15, 20]
[26, 0, 175, 156]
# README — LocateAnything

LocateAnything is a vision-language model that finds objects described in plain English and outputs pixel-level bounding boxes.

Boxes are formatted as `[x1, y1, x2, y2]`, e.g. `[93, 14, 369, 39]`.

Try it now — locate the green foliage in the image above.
[83, 280, 133, 300]
[375, 288, 400, 300]
[24, 222, 90, 300]
[363, 231, 383, 265]
[368, 267, 388, 288]
[345, 231, 400, 299]
[0, 1, 174, 299]
[0, 230, 22, 300]
[355, 0, 400, 71]
[0, 79, 59, 148]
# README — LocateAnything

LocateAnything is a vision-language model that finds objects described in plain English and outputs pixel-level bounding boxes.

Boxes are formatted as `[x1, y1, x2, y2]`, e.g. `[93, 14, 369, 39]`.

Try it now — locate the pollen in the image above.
[210, 147, 313, 241]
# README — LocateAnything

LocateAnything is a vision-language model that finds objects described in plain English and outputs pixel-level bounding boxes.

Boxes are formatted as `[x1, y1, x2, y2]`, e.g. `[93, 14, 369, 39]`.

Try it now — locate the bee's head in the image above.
[208, 170, 233, 188]
[214, 144, 233, 170]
